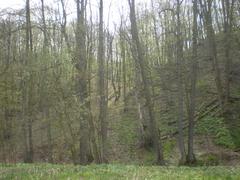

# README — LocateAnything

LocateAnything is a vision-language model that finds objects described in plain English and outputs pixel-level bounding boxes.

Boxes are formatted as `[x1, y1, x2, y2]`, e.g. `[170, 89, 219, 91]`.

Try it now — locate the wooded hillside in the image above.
[0, 0, 240, 166]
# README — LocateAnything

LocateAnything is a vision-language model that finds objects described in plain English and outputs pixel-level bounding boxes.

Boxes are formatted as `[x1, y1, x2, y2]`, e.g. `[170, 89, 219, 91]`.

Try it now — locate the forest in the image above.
[0, 0, 240, 179]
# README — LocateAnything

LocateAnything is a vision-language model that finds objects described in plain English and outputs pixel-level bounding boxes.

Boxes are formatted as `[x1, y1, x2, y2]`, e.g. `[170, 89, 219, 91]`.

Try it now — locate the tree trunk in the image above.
[119, 27, 127, 111]
[23, 0, 34, 163]
[176, 0, 186, 165]
[87, 5, 101, 163]
[76, 0, 92, 165]
[98, 0, 108, 163]
[222, 0, 235, 106]
[186, 0, 198, 165]
[128, 0, 164, 165]
[200, 0, 224, 111]
[40, 0, 53, 163]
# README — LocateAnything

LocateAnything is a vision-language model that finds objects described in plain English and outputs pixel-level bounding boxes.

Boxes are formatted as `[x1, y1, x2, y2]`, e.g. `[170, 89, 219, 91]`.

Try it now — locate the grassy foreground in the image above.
[0, 163, 240, 180]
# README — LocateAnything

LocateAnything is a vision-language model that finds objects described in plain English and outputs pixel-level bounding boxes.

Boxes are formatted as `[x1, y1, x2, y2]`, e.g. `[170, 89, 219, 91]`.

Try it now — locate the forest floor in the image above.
[0, 163, 240, 180]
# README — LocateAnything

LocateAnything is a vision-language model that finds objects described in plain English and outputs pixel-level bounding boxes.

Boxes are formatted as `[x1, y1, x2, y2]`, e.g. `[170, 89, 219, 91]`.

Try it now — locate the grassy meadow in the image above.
[0, 163, 240, 180]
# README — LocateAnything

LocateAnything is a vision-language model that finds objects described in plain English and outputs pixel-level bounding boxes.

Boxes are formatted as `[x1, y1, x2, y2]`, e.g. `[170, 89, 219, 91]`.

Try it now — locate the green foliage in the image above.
[117, 114, 138, 146]
[196, 116, 235, 149]
[215, 128, 235, 149]
[163, 140, 176, 158]
[229, 128, 240, 149]
[226, 101, 240, 148]
[198, 153, 220, 166]
[137, 149, 155, 165]
[1, 163, 240, 180]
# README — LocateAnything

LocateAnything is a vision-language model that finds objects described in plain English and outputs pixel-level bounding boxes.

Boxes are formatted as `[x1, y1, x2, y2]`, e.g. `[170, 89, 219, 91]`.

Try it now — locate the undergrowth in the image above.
[196, 116, 235, 149]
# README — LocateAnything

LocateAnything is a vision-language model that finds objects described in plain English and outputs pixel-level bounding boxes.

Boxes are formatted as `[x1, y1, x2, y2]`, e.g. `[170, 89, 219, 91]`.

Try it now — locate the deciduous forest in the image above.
[0, 0, 240, 179]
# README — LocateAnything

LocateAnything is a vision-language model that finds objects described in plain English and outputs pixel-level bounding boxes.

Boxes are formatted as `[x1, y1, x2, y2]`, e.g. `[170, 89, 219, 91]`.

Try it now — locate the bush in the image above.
[199, 153, 220, 166]
[196, 116, 235, 149]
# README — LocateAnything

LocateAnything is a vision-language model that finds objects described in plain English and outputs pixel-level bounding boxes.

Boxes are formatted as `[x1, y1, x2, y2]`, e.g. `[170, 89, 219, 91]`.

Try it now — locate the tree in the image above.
[222, 0, 235, 105]
[75, 0, 91, 165]
[22, 0, 34, 163]
[128, 0, 164, 165]
[120, 27, 128, 112]
[186, 0, 198, 165]
[98, 0, 108, 163]
[175, 0, 186, 165]
[200, 0, 224, 110]
[39, 0, 54, 163]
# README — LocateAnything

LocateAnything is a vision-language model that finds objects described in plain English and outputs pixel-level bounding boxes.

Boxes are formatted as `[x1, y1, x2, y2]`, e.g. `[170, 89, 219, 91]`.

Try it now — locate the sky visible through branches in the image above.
[0, 0, 151, 31]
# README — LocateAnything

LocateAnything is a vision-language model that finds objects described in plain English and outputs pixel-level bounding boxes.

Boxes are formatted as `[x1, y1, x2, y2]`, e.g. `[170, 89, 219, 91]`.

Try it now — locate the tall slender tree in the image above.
[200, 0, 224, 110]
[22, 0, 34, 163]
[222, 0, 235, 105]
[76, 0, 91, 165]
[175, 0, 186, 165]
[128, 0, 165, 165]
[98, 0, 108, 163]
[186, 0, 198, 164]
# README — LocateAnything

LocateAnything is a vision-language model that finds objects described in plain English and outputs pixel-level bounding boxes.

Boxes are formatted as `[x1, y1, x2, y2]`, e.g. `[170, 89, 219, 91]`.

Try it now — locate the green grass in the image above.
[0, 164, 240, 180]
